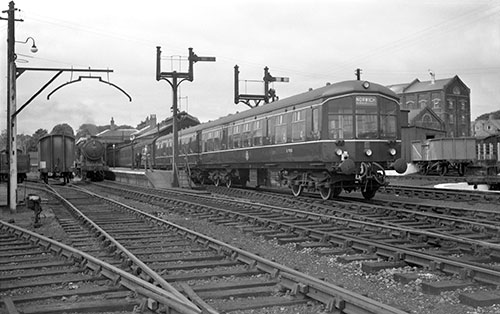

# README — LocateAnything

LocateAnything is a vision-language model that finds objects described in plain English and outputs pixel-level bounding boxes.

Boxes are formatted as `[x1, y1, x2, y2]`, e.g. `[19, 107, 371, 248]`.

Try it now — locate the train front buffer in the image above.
[331, 140, 406, 198]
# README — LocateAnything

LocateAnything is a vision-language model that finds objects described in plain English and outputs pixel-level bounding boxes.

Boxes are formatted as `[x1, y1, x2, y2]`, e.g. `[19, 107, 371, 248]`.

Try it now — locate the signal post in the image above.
[156, 46, 215, 187]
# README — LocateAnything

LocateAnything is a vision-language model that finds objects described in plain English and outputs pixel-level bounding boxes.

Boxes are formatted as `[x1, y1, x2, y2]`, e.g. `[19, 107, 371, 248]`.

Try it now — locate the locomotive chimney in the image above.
[428, 69, 435, 84]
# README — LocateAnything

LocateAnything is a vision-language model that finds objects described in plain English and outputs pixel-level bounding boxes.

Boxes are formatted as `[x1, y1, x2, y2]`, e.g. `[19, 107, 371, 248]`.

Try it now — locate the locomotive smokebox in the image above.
[81, 140, 105, 161]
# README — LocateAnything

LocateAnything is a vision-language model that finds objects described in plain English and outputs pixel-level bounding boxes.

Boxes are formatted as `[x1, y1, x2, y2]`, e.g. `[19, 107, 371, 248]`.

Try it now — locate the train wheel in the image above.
[291, 184, 303, 197]
[214, 178, 221, 187]
[362, 186, 377, 200]
[226, 178, 232, 188]
[457, 164, 466, 176]
[332, 183, 342, 197]
[438, 164, 448, 176]
[319, 186, 332, 200]
[419, 165, 429, 175]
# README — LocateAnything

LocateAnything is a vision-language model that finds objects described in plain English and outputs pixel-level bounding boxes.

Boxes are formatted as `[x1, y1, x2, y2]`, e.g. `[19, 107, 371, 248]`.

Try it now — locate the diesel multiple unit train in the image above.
[111, 80, 408, 200]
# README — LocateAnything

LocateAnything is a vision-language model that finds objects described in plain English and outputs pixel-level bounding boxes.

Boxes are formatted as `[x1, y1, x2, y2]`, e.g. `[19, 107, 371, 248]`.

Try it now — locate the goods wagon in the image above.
[0, 149, 30, 183]
[412, 136, 500, 176]
[38, 134, 75, 183]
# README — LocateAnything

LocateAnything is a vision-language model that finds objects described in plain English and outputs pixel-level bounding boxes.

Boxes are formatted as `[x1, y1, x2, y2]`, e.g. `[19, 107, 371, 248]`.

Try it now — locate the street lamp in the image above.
[15, 36, 38, 53]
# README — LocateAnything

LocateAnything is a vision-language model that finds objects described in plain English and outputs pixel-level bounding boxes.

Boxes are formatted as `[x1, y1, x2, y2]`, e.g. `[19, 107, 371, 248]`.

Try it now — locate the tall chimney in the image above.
[428, 69, 435, 84]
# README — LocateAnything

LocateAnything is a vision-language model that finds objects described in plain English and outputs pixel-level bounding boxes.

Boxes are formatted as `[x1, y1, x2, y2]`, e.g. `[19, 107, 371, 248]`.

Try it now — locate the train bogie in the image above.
[38, 134, 76, 183]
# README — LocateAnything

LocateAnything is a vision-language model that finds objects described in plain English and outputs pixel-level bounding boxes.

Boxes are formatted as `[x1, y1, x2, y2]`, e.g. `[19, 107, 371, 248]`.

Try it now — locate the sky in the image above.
[1, 0, 500, 136]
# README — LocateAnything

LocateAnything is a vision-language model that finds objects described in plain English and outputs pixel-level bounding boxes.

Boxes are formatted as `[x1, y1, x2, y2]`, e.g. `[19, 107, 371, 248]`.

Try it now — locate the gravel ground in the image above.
[3, 185, 500, 314]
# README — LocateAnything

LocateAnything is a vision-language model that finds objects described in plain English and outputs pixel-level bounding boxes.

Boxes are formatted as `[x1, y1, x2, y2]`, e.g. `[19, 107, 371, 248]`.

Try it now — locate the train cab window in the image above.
[275, 114, 287, 144]
[327, 98, 353, 139]
[355, 96, 378, 139]
[380, 99, 398, 138]
[291, 110, 306, 142]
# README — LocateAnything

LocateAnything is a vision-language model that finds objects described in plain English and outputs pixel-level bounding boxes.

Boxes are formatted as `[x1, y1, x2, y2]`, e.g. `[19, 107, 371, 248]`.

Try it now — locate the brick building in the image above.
[388, 74, 471, 137]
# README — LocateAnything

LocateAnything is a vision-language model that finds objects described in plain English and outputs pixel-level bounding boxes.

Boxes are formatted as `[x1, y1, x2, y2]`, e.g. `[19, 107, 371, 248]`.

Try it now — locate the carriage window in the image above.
[202, 133, 208, 152]
[311, 108, 320, 139]
[275, 114, 287, 144]
[232, 124, 241, 148]
[291, 110, 306, 142]
[253, 120, 263, 146]
[242, 122, 252, 147]
[213, 129, 221, 151]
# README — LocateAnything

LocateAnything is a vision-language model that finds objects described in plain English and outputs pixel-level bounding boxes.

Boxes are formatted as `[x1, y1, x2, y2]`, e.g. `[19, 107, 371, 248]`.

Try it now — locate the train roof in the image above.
[154, 80, 399, 140]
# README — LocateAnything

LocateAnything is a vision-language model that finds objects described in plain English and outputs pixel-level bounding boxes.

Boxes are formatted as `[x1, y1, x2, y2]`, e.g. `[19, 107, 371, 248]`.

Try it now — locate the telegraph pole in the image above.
[2, 1, 19, 212]
[156, 46, 215, 187]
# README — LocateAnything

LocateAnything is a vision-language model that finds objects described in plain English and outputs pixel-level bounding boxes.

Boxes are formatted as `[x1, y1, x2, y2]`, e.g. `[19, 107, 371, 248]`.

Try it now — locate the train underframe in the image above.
[39, 171, 72, 184]
[416, 160, 472, 176]
[190, 160, 389, 200]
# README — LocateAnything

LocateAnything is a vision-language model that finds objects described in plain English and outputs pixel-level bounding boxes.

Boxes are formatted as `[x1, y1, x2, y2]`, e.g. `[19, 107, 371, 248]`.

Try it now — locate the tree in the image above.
[0, 129, 6, 150]
[476, 109, 500, 121]
[76, 123, 98, 139]
[29, 129, 48, 152]
[51, 124, 74, 136]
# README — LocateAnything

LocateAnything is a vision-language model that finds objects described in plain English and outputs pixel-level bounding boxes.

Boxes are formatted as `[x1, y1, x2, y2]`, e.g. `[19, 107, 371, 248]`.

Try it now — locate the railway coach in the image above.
[154, 80, 407, 200]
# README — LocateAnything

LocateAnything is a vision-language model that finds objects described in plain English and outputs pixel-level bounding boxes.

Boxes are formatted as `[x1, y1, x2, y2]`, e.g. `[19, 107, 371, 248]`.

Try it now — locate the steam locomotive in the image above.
[75, 136, 108, 181]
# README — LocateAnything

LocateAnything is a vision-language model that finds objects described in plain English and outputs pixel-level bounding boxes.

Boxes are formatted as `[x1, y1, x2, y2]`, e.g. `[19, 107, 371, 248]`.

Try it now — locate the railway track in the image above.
[90, 181, 500, 307]
[384, 175, 500, 204]
[20, 182, 408, 314]
[0, 219, 199, 314]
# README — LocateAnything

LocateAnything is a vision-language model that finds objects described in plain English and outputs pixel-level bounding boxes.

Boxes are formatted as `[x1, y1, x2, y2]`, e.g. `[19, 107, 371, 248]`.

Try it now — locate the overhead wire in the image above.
[8, 2, 500, 85]
[328, 1, 500, 75]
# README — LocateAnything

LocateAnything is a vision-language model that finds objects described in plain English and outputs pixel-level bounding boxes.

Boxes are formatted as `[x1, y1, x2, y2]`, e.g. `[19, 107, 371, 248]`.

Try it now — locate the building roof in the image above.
[388, 75, 469, 95]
